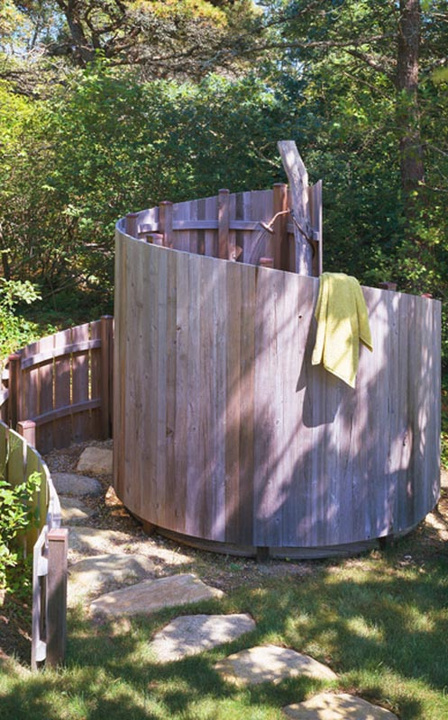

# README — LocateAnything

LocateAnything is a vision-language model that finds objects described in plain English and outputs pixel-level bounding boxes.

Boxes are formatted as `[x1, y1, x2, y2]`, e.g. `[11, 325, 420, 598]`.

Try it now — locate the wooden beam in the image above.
[277, 141, 313, 276]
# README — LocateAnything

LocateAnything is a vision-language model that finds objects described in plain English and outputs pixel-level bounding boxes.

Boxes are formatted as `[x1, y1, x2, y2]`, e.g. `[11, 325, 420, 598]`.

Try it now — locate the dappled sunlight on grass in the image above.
[1, 534, 448, 719]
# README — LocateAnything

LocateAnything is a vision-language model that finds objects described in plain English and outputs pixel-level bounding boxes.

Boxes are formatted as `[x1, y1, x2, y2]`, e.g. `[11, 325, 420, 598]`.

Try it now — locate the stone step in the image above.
[60, 496, 94, 525]
[214, 644, 338, 686]
[52, 472, 102, 497]
[283, 691, 398, 719]
[76, 446, 113, 475]
[68, 553, 156, 606]
[90, 573, 224, 618]
[150, 613, 256, 662]
[68, 526, 137, 556]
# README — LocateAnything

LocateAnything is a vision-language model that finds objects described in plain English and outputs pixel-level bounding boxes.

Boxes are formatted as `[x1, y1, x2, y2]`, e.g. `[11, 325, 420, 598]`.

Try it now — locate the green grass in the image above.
[1, 525, 448, 720]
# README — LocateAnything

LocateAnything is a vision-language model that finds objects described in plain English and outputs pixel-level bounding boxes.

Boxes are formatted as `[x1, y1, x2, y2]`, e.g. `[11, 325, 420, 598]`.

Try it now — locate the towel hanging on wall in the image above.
[312, 272, 373, 388]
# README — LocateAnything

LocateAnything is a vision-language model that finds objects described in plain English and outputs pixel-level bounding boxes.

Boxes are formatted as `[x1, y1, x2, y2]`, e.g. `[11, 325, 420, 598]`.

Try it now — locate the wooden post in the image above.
[8, 353, 21, 430]
[46, 528, 68, 668]
[218, 189, 230, 260]
[273, 183, 289, 271]
[31, 528, 47, 671]
[17, 419, 36, 448]
[159, 201, 174, 248]
[309, 180, 323, 277]
[100, 315, 114, 439]
[125, 212, 139, 238]
[277, 141, 314, 276]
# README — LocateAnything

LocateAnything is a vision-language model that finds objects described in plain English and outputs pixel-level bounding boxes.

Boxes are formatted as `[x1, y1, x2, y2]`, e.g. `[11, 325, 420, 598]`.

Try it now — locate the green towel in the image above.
[312, 272, 373, 388]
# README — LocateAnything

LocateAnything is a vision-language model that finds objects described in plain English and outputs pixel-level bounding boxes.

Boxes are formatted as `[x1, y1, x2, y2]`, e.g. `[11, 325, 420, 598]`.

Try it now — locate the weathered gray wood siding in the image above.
[114, 222, 441, 549]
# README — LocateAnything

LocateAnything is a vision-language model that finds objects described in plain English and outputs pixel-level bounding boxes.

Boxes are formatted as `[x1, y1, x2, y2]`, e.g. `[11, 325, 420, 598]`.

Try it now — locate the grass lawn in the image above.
[1, 490, 448, 720]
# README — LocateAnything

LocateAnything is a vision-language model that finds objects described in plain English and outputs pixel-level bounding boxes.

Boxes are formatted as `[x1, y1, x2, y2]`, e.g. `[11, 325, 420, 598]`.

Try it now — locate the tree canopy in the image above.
[0, 0, 447, 360]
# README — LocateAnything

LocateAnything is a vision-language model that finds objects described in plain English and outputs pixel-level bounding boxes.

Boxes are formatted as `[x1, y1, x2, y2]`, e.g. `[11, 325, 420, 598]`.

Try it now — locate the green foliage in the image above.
[0, 277, 41, 362]
[442, 377, 448, 470]
[0, 470, 41, 589]
[1, 66, 299, 306]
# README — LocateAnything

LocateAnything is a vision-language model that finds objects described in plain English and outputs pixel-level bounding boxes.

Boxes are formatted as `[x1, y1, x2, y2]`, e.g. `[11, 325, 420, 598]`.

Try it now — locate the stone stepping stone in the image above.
[283, 692, 398, 719]
[52, 472, 102, 497]
[68, 553, 156, 606]
[90, 573, 224, 618]
[150, 613, 256, 662]
[60, 496, 94, 524]
[214, 644, 337, 686]
[68, 526, 135, 555]
[76, 446, 113, 475]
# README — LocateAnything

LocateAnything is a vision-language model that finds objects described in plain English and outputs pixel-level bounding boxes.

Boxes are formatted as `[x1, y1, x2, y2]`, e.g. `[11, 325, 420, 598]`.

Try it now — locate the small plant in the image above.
[0, 471, 41, 589]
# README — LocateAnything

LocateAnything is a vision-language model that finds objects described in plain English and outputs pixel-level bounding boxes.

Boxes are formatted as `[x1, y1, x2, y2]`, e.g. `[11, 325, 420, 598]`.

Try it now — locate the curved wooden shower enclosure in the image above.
[114, 187, 441, 557]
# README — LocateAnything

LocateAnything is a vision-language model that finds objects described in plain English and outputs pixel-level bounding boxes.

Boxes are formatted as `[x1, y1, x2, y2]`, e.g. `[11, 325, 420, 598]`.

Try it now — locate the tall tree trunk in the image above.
[396, 0, 425, 203]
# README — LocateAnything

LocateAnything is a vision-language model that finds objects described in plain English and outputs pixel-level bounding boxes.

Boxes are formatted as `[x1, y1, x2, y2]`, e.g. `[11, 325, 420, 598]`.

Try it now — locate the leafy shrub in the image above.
[0, 471, 41, 589]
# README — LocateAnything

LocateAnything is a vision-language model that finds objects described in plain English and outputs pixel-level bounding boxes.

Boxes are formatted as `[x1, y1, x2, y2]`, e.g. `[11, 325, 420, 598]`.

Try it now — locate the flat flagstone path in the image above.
[68, 553, 156, 606]
[214, 644, 338, 686]
[90, 573, 224, 618]
[76, 446, 113, 475]
[282, 692, 399, 719]
[150, 613, 256, 662]
[60, 496, 94, 524]
[53, 472, 102, 497]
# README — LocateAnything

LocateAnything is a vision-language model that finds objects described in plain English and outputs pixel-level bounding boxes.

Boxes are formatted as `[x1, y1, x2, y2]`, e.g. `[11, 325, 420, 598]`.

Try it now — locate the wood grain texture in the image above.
[11, 320, 108, 454]
[113, 209, 441, 552]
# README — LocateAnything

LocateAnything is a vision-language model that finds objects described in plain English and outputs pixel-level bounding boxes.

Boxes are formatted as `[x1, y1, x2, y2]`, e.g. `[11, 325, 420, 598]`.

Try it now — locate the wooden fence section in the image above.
[114, 228, 441, 553]
[0, 420, 66, 669]
[128, 185, 323, 276]
[3, 317, 113, 455]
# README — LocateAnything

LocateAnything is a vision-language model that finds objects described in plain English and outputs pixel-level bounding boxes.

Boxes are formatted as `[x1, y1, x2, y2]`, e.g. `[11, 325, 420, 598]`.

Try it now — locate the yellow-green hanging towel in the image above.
[312, 272, 373, 388]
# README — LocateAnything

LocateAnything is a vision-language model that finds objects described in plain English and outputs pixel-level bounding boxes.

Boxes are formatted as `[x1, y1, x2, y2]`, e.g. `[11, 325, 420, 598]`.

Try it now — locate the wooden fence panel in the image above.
[114, 226, 441, 553]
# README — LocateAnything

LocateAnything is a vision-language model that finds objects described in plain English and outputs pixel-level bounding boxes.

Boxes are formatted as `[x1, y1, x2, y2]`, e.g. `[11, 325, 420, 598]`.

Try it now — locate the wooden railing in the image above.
[123, 184, 323, 277]
[2, 316, 113, 455]
[0, 316, 113, 668]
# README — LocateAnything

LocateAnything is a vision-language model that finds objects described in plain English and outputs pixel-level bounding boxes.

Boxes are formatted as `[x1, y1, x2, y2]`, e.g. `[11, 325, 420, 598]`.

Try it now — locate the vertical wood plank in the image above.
[218, 189, 230, 260]
[113, 228, 126, 500]
[21, 340, 40, 424]
[225, 262, 242, 542]
[159, 201, 174, 248]
[53, 329, 72, 449]
[237, 262, 256, 545]
[309, 180, 323, 276]
[72, 323, 91, 443]
[90, 320, 102, 439]
[173, 250, 190, 533]
[7, 353, 22, 429]
[37, 335, 55, 454]
[100, 315, 113, 439]
[273, 183, 289, 271]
